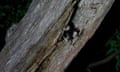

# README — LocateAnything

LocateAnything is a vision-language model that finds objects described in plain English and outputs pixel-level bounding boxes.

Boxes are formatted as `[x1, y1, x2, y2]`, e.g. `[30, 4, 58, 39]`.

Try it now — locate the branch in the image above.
[88, 48, 120, 68]
[0, 0, 115, 72]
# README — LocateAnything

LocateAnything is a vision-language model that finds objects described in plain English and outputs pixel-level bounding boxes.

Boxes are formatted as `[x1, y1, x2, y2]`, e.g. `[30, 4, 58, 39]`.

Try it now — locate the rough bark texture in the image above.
[0, 0, 114, 72]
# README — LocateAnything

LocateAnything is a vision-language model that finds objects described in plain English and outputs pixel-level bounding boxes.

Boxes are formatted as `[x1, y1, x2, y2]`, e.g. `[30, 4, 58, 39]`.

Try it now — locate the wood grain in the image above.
[0, 0, 115, 72]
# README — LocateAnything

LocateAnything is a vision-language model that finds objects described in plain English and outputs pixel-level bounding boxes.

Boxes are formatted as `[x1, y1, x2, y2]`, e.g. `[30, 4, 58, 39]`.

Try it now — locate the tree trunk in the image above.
[0, 0, 115, 72]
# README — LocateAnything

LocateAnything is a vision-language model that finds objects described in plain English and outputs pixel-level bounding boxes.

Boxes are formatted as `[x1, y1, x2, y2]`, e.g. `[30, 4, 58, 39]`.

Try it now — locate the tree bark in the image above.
[0, 0, 115, 72]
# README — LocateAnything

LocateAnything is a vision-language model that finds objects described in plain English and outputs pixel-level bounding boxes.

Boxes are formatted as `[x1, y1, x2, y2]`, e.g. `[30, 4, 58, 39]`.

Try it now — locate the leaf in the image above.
[106, 48, 117, 55]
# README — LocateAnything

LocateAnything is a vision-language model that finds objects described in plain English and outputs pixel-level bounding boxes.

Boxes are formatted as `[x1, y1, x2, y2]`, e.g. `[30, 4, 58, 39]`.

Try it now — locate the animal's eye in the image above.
[59, 21, 80, 43]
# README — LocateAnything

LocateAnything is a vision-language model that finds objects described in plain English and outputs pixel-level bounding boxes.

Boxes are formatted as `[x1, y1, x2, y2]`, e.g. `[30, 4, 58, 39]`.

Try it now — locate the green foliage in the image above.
[0, 0, 32, 29]
[86, 26, 120, 72]
[106, 39, 118, 55]
[86, 68, 91, 72]
[116, 55, 120, 71]
[106, 26, 120, 71]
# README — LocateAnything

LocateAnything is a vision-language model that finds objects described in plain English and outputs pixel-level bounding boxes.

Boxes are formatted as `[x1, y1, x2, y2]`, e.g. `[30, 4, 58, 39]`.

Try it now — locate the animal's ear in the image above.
[64, 25, 70, 31]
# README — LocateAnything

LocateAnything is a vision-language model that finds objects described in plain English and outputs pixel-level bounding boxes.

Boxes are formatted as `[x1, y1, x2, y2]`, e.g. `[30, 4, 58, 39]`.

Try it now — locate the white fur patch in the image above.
[64, 26, 70, 31]
[73, 31, 77, 38]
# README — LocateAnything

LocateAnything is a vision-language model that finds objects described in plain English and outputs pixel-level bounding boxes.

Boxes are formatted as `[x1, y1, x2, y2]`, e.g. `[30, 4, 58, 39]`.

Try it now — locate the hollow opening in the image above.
[65, 0, 120, 72]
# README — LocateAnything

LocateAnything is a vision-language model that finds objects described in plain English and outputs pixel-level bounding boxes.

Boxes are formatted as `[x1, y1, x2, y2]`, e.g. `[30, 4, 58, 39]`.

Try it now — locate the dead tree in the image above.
[0, 0, 115, 72]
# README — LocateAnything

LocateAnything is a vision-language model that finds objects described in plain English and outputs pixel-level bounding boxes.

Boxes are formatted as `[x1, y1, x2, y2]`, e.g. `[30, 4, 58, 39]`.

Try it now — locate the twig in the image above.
[88, 48, 120, 68]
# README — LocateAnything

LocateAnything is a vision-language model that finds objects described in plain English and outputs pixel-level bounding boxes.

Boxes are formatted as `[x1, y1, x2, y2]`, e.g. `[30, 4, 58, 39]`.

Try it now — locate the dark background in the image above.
[65, 0, 120, 72]
[0, 0, 120, 72]
[0, 0, 32, 50]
